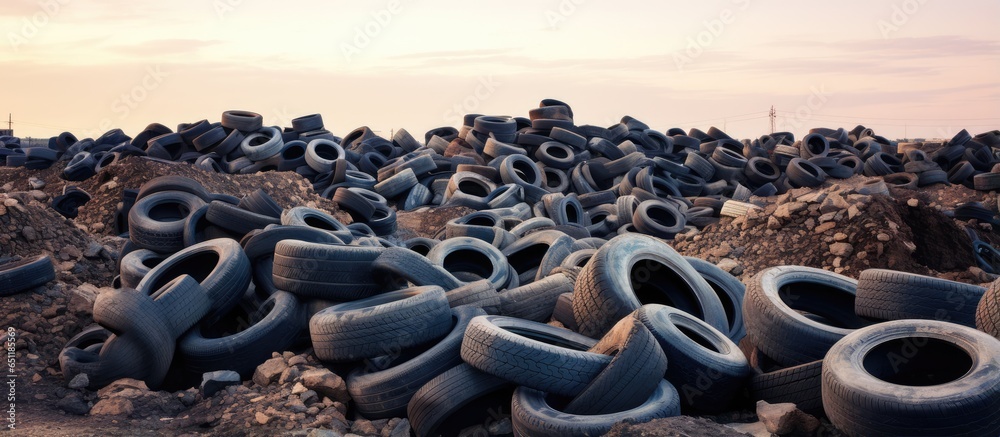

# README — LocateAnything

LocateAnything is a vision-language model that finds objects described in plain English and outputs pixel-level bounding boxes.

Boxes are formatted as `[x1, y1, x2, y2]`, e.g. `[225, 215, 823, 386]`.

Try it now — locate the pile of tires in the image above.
[741, 265, 1000, 436]
[39, 99, 1000, 435]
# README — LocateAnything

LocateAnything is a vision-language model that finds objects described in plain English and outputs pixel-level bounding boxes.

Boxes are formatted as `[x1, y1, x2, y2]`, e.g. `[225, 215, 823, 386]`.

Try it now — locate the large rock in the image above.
[755, 400, 820, 435]
[774, 202, 807, 219]
[253, 357, 288, 387]
[201, 370, 241, 397]
[90, 398, 135, 417]
[300, 368, 350, 404]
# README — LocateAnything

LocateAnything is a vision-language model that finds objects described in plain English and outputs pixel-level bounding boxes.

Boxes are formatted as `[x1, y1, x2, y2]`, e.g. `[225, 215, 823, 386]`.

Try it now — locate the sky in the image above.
[1, 0, 998, 142]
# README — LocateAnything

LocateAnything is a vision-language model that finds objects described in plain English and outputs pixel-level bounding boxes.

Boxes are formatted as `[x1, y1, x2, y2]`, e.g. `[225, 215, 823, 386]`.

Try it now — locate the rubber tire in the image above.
[822, 320, 1000, 436]
[136, 238, 251, 327]
[459, 315, 608, 397]
[684, 257, 746, 342]
[371, 246, 463, 290]
[310, 286, 452, 363]
[406, 363, 515, 437]
[118, 249, 167, 290]
[563, 316, 668, 415]
[205, 200, 280, 236]
[346, 306, 486, 419]
[178, 290, 304, 377]
[272, 240, 382, 300]
[749, 360, 824, 414]
[0, 255, 56, 296]
[976, 279, 1000, 338]
[855, 269, 984, 328]
[445, 279, 500, 314]
[511, 380, 681, 437]
[743, 266, 875, 367]
[572, 233, 728, 339]
[635, 304, 749, 413]
[498, 272, 574, 322]
[128, 191, 206, 253]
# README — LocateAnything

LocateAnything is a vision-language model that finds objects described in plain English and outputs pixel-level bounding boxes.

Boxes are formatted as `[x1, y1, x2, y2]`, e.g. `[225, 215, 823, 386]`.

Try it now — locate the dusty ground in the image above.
[1, 156, 996, 436]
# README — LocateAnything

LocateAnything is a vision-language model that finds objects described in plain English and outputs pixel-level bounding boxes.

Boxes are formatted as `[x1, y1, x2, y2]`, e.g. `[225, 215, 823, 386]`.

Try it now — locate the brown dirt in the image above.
[675, 175, 990, 285]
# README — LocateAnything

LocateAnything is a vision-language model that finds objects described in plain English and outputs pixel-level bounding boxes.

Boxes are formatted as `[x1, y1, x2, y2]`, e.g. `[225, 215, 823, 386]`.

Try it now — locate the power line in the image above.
[674, 111, 769, 126]
[775, 111, 1000, 122]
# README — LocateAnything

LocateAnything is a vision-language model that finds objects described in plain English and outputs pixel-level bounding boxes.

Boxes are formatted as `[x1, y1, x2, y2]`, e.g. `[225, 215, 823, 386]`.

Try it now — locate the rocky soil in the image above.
[2, 156, 995, 436]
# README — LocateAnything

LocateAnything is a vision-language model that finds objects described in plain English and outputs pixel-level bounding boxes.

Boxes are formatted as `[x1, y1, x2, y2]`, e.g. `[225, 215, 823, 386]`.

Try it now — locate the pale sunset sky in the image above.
[1, 0, 998, 141]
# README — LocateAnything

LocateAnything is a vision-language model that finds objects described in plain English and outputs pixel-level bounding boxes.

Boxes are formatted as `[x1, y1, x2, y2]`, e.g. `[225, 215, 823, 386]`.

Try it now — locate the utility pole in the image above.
[768, 106, 776, 134]
[7, 114, 11, 130]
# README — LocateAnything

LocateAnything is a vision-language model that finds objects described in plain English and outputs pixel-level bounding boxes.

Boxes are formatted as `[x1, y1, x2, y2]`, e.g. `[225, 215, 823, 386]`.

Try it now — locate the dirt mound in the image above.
[1, 156, 350, 238]
[675, 176, 982, 282]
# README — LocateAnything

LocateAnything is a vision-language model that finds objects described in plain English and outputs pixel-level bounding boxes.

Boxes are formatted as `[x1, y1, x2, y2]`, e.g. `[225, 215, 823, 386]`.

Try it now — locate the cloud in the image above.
[108, 39, 223, 57]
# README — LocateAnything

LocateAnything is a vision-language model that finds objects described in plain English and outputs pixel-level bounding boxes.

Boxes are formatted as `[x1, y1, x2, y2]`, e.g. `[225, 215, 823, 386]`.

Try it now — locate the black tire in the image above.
[241, 127, 283, 161]
[178, 290, 304, 377]
[238, 189, 283, 218]
[118, 249, 167, 290]
[976, 280, 1000, 338]
[446, 279, 500, 314]
[242, 225, 342, 297]
[573, 234, 728, 339]
[0, 255, 55, 296]
[563, 317, 667, 415]
[535, 141, 575, 170]
[743, 266, 875, 367]
[683, 257, 746, 342]
[749, 360, 824, 414]
[511, 380, 681, 437]
[973, 173, 1000, 191]
[500, 154, 544, 187]
[427, 237, 513, 290]
[406, 363, 515, 437]
[685, 153, 716, 180]
[305, 139, 345, 173]
[502, 229, 575, 285]
[822, 320, 1000, 436]
[128, 191, 206, 253]
[91, 287, 184, 387]
[147, 274, 214, 338]
[786, 158, 828, 188]
[136, 175, 210, 202]
[310, 286, 452, 363]
[280, 206, 348, 233]
[375, 168, 418, 199]
[634, 304, 749, 412]
[347, 306, 486, 419]
[498, 272, 574, 322]
[272, 240, 382, 300]
[855, 269, 984, 327]
[460, 315, 607, 396]
[291, 113, 324, 133]
[372, 246, 463, 290]
[632, 199, 686, 239]
[182, 203, 212, 247]
[221, 110, 263, 132]
[137, 238, 251, 327]
[205, 200, 280, 236]
[332, 188, 376, 222]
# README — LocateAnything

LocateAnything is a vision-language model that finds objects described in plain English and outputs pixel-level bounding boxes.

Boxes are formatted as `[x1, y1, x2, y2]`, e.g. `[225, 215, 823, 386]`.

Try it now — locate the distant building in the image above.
[0, 129, 12, 137]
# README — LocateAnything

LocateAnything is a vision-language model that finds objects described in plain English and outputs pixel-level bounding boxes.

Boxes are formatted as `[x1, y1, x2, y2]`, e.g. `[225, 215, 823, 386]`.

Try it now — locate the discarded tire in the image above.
[823, 320, 1000, 436]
